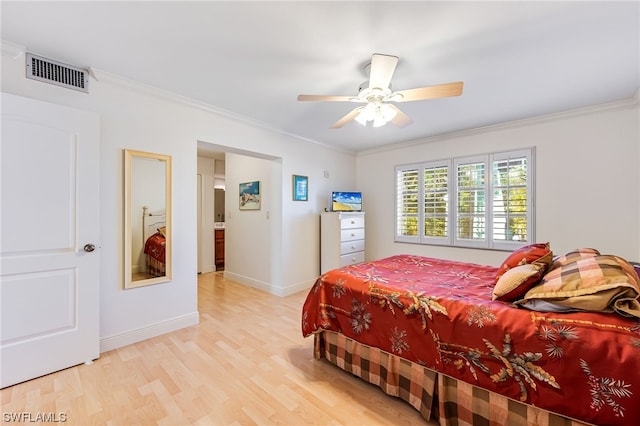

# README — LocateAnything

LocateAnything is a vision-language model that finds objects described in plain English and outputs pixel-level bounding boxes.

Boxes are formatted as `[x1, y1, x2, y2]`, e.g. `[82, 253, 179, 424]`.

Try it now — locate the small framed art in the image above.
[292, 175, 308, 201]
[239, 181, 261, 210]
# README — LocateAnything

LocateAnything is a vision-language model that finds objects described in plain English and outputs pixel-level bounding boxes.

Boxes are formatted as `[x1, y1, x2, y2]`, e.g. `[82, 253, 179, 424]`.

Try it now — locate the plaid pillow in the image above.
[516, 255, 640, 317]
[630, 262, 640, 281]
[550, 248, 600, 270]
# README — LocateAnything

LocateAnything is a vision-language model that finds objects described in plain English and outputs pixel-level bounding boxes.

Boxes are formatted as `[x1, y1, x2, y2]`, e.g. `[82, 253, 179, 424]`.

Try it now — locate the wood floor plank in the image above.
[1, 272, 436, 425]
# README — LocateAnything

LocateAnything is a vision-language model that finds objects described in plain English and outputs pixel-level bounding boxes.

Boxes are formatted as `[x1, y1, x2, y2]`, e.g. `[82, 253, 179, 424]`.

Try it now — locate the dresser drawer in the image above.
[340, 251, 365, 267]
[341, 216, 365, 229]
[341, 228, 364, 242]
[321, 212, 365, 275]
[340, 239, 364, 255]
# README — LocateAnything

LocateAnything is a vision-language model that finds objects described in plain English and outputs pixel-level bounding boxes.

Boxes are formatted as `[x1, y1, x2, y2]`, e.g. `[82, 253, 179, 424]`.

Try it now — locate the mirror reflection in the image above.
[124, 149, 172, 289]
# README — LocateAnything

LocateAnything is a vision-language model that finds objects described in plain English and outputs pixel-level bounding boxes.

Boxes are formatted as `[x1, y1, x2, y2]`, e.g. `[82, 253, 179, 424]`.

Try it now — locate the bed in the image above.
[302, 246, 640, 426]
[142, 206, 166, 277]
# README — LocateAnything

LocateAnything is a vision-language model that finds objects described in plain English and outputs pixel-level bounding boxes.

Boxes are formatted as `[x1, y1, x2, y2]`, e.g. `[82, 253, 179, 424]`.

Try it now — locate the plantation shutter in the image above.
[395, 165, 420, 242]
[491, 149, 534, 250]
[395, 148, 534, 249]
[454, 156, 487, 248]
[423, 160, 451, 245]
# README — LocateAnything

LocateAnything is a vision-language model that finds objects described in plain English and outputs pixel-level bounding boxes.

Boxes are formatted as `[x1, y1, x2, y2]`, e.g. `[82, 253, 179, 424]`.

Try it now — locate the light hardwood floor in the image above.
[1, 273, 436, 425]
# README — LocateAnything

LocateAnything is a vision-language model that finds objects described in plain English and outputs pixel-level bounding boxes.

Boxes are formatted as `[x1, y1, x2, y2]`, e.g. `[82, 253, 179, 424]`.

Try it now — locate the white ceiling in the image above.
[2, 1, 638, 153]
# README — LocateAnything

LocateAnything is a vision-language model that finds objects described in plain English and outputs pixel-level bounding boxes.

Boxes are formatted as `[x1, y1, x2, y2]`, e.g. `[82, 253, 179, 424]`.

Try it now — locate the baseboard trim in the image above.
[99, 312, 200, 353]
[222, 271, 316, 297]
[276, 278, 317, 297]
[223, 271, 271, 294]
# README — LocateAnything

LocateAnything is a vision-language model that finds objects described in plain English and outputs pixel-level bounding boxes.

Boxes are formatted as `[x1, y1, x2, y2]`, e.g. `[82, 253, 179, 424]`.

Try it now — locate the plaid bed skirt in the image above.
[314, 331, 593, 426]
[314, 331, 436, 420]
[146, 255, 165, 277]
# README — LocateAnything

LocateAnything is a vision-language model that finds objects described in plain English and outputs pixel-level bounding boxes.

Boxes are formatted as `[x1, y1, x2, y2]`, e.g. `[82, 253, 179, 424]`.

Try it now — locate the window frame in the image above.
[394, 148, 535, 250]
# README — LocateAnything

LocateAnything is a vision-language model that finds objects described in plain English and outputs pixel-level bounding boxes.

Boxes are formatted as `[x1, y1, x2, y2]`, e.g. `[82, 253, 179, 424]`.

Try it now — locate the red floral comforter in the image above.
[301, 255, 640, 425]
[144, 232, 165, 264]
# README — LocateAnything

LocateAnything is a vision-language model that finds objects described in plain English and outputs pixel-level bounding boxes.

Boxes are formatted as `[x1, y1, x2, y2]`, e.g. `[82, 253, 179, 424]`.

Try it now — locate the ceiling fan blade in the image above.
[388, 104, 413, 127]
[330, 107, 362, 129]
[297, 94, 355, 102]
[394, 81, 464, 102]
[368, 54, 398, 90]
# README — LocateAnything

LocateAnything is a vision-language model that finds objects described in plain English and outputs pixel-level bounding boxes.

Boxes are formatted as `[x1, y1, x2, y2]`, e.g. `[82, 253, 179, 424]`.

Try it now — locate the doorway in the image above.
[196, 141, 283, 293]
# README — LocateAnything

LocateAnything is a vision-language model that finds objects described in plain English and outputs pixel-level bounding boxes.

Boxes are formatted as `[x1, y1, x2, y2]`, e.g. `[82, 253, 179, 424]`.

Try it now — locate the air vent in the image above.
[26, 53, 89, 93]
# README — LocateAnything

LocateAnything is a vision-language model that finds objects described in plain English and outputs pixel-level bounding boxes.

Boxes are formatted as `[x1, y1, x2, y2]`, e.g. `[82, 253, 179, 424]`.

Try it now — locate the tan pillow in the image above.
[516, 255, 640, 318]
[157, 226, 166, 237]
[492, 262, 545, 302]
[495, 242, 552, 283]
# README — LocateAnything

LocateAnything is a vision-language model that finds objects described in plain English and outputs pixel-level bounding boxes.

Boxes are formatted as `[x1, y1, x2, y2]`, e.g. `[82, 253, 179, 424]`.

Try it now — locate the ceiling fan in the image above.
[297, 53, 463, 129]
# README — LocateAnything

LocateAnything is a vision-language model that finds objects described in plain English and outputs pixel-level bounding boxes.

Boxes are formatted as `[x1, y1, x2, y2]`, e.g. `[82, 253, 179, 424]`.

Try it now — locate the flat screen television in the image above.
[331, 191, 362, 212]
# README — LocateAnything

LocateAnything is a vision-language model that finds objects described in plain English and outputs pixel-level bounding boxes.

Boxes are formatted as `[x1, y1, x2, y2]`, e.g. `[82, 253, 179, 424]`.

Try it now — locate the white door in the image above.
[0, 92, 100, 388]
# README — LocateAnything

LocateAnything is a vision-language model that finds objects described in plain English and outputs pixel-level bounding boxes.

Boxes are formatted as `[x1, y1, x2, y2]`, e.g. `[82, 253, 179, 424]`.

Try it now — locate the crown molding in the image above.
[1, 40, 26, 59]
[357, 93, 640, 157]
[92, 68, 355, 156]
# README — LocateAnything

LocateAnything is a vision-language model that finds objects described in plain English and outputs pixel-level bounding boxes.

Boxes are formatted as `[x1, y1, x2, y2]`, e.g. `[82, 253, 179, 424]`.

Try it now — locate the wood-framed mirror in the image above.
[124, 149, 172, 289]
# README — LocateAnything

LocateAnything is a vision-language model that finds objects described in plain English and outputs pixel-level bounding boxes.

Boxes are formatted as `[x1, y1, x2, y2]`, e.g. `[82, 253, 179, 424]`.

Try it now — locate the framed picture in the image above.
[292, 175, 308, 201]
[239, 181, 261, 210]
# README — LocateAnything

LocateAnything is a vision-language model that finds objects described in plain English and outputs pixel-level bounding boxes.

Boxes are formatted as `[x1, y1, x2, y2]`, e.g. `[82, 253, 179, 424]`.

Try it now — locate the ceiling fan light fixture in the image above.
[354, 107, 369, 126]
[372, 115, 387, 127]
[380, 103, 397, 121]
[355, 102, 396, 127]
[355, 102, 376, 124]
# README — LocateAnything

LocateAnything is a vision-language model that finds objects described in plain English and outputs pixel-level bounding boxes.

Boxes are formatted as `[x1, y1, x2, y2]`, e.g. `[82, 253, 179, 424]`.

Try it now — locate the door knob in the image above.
[83, 243, 96, 252]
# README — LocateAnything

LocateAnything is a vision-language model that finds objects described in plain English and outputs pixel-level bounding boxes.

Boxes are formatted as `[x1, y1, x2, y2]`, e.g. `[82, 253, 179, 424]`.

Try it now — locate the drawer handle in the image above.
[351, 233, 356, 237]
[350, 221, 355, 224]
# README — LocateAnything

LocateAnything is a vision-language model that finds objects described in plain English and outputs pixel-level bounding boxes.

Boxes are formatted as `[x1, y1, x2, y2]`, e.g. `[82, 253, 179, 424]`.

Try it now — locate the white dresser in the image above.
[320, 212, 365, 274]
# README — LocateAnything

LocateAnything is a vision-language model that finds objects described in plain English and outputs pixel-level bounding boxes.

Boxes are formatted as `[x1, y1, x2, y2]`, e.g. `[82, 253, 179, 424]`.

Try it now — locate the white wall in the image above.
[197, 156, 215, 274]
[357, 97, 640, 266]
[281, 141, 358, 291]
[223, 154, 275, 290]
[1, 42, 356, 351]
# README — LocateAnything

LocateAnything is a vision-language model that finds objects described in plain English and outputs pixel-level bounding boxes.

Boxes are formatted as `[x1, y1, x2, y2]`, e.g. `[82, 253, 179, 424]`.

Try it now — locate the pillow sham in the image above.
[628, 261, 640, 281]
[157, 226, 166, 237]
[550, 248, 600, 270]
[492, 262, 545, 302]
[515, 254, 640, 318]
[495, 242, 552, 283]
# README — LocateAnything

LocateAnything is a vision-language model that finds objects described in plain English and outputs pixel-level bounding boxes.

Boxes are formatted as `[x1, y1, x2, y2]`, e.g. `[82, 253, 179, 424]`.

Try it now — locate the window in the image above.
[395, 148, 534, 250]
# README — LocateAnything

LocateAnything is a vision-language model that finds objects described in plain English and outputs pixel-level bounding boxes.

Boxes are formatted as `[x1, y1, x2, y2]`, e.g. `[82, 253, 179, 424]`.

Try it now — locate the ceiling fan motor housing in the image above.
[357, 84, 392, 103]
